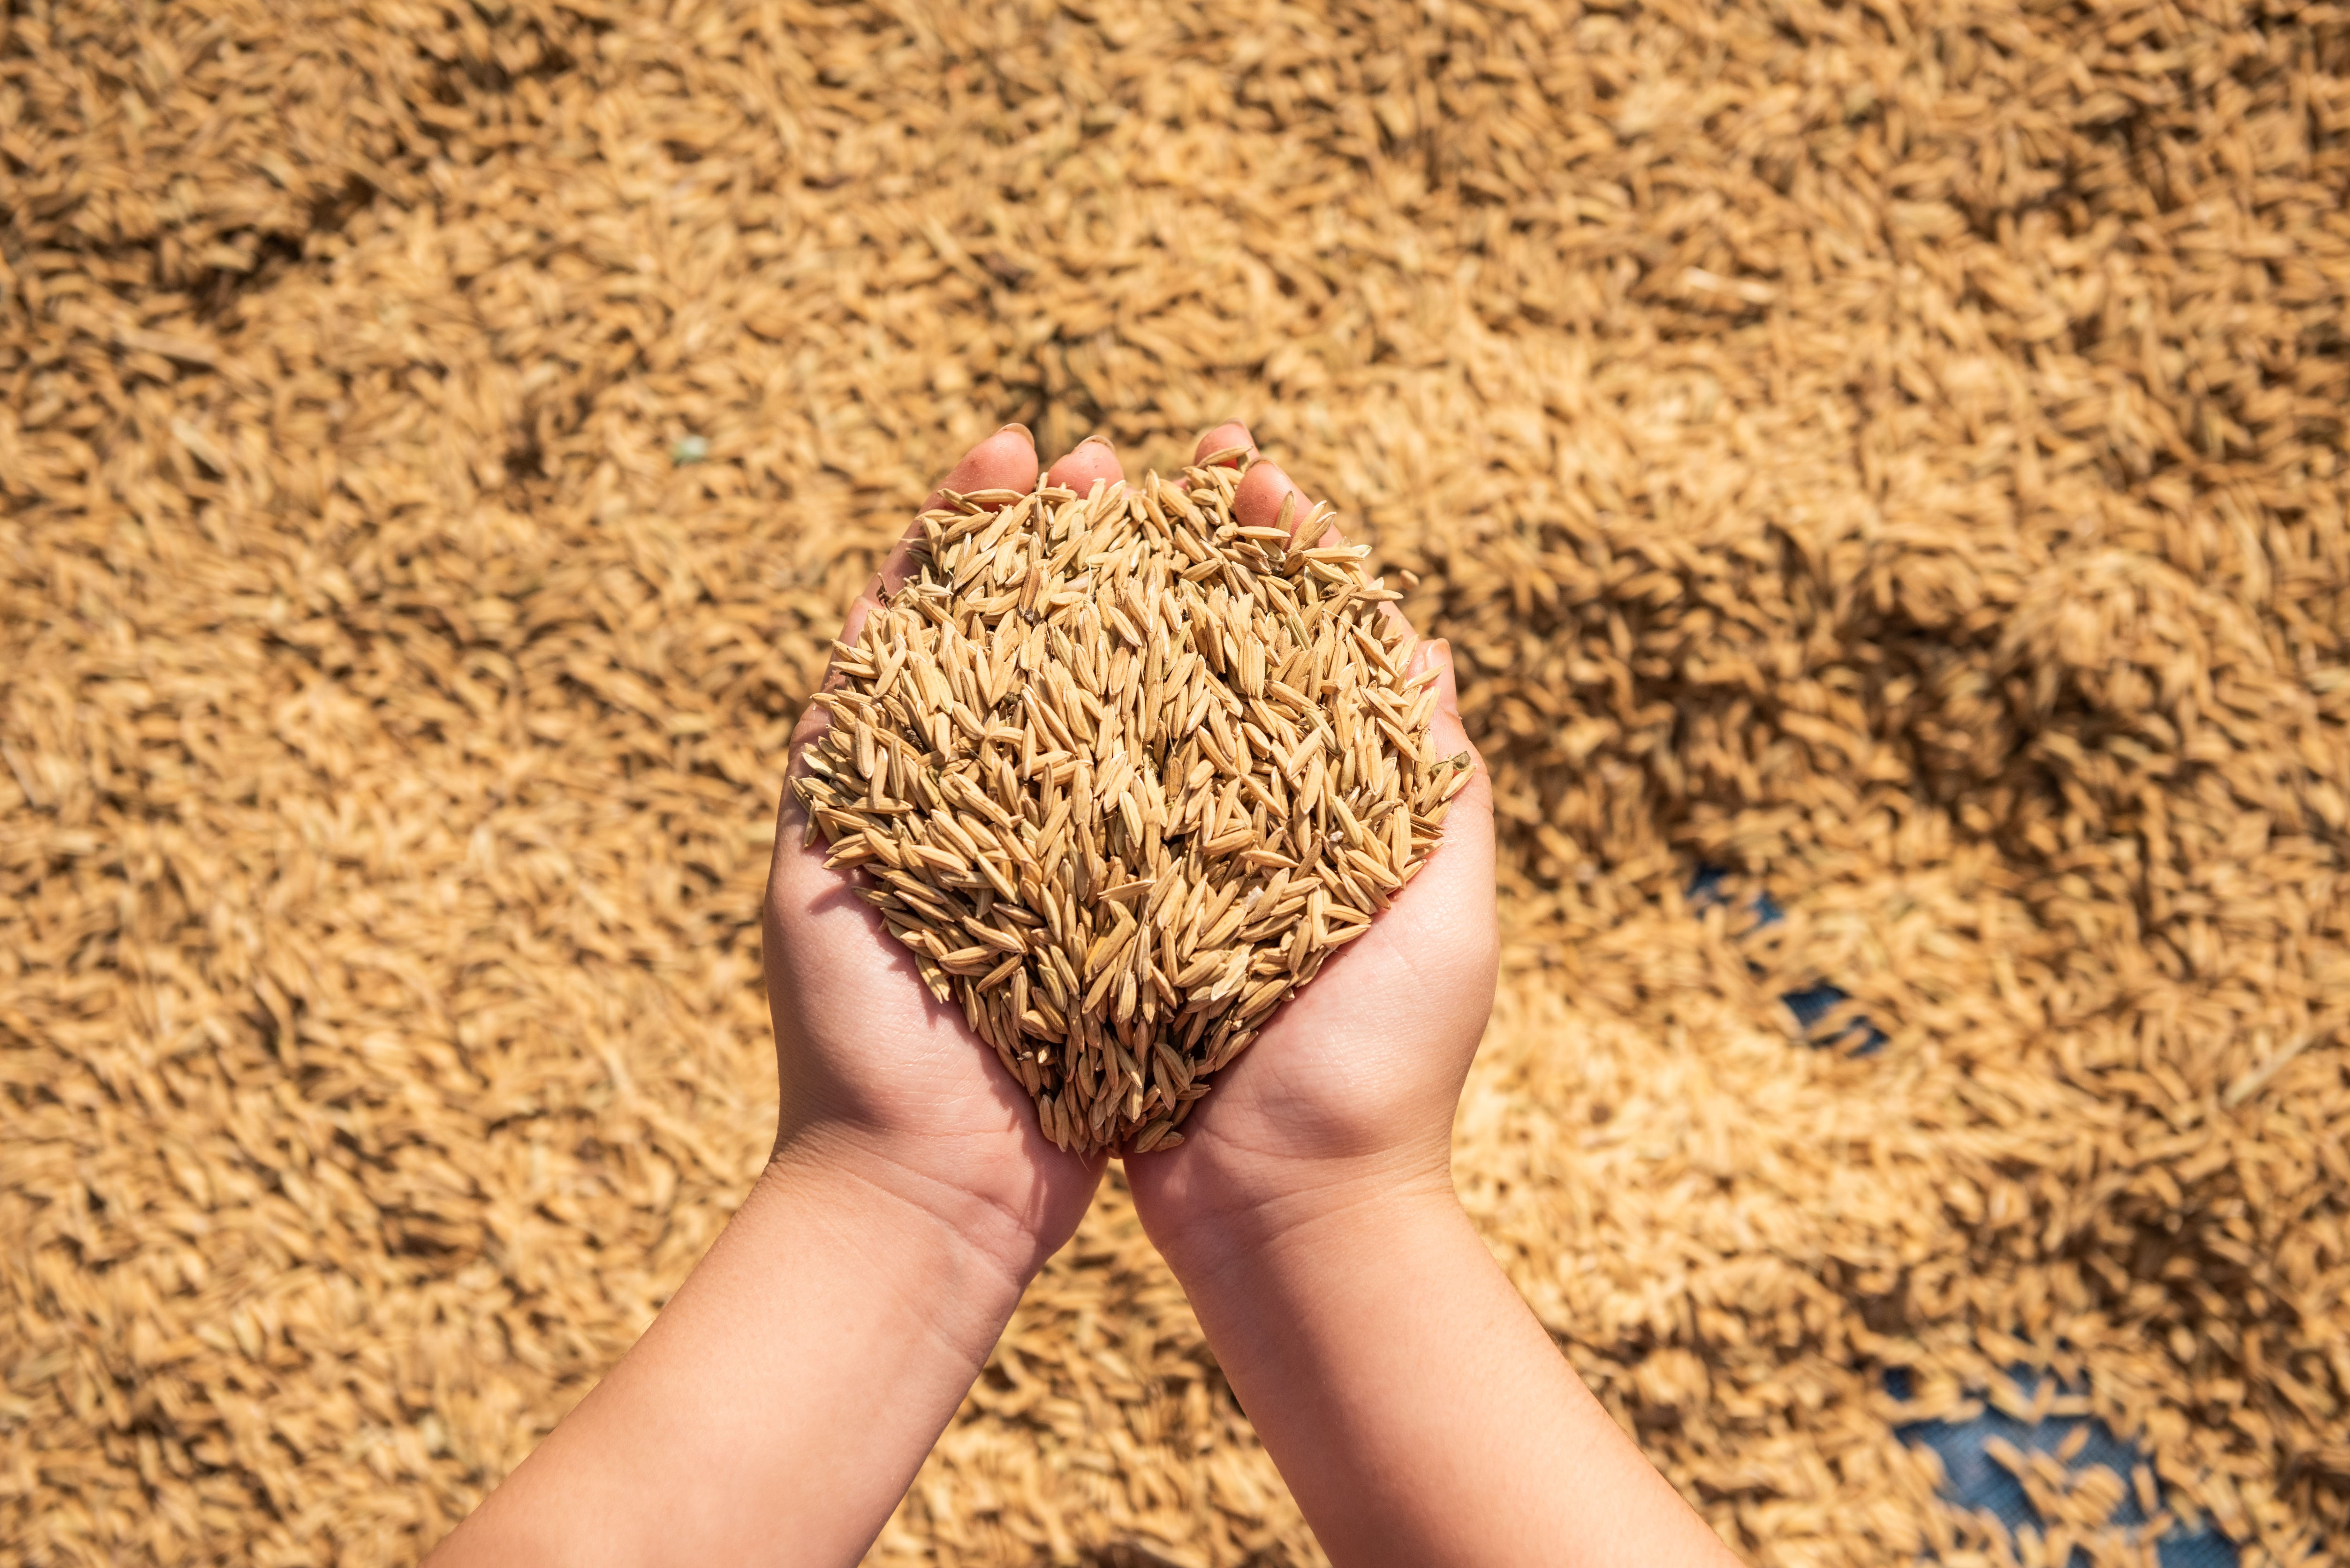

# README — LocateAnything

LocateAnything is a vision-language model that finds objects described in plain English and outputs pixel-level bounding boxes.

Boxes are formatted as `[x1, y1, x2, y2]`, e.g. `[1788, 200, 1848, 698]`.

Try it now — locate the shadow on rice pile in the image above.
[2, 0, 2346, 1564]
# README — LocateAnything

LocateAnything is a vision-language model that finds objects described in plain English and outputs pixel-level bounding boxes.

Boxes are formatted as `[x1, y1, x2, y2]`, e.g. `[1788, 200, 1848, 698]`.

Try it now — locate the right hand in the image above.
[1124, 422, 1502, 1280]
[762, 424, 1133, 1285]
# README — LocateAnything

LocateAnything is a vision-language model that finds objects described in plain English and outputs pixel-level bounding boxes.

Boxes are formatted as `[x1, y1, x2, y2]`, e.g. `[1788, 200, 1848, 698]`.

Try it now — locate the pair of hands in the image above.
[435, 421, 1732, 1568]
[762, 419, 1500, 1294]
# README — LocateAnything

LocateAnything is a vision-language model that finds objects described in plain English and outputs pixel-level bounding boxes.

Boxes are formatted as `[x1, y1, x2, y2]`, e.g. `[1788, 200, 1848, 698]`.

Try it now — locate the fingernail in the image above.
[1077, 432, 1112, 449]
[997, 422, 1034, 442]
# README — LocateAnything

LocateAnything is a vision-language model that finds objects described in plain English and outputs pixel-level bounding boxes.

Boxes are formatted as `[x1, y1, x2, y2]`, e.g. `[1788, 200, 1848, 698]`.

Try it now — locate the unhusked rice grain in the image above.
[5, 0, 2348, 1564]
[793, 466, 1468, 1153]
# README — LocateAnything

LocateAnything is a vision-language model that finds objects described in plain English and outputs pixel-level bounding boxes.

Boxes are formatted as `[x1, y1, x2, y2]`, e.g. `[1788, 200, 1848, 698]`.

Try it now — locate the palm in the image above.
[1123, 421, 1499, 1241]
[1123, 675, 1496, 1236]
[764, 818, 1092, 1209]
[761, 425, 1126, 1256]
[1152, 764, 1495, 1167]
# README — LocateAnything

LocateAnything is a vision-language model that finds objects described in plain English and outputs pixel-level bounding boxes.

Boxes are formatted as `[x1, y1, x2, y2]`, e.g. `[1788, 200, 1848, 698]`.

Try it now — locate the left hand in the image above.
[761, 423, 1135, 1284]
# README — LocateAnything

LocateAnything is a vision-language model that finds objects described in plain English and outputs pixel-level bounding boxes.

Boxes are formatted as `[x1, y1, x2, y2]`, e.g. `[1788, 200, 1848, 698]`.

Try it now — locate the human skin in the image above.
[1125, 422, 1743, 1568]
[425, 423, 1740, 1568]
[424, 426, 1117, 1568]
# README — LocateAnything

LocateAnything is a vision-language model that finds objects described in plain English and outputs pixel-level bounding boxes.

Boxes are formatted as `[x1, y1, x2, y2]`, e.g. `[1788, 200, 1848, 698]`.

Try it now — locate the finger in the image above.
[1406, 637, 1494, 848]
[923, 421, 1042, 514]
[783, 424, 1042, 836]
[1235, 453, 1421, 647]
[1411, 636, 1471, 750]
[1045, 433, 1124, 494]
[1232, 457, 1317, 543]
[848, 421, 1042, 686]
[892, 422, 1040, 591]
[1192, 419, 1259, 468]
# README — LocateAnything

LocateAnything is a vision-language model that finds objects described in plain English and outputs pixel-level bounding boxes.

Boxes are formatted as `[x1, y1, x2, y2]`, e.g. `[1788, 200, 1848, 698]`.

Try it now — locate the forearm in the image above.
[1171, 1187, 1739, 1568]
[427, 1137, 1031, 1568]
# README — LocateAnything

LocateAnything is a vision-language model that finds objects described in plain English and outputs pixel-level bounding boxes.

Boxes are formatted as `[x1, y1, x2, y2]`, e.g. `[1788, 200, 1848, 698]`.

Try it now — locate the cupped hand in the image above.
[1124, 421, 1501, 1277]
[761, 426, 1132, 1283]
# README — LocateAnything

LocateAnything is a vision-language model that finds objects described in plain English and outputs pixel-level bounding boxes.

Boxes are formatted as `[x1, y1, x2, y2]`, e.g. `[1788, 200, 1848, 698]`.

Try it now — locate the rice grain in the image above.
[794, 469, 1468, 1153]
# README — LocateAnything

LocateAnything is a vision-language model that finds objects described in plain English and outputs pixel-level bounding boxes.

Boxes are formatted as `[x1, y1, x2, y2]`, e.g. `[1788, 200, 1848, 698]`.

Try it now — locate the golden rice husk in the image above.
[3, 1, 2346, 1564]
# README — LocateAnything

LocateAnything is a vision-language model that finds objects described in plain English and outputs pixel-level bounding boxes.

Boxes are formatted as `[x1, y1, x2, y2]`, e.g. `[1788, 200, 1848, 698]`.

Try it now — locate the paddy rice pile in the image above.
[795, 466, 1465, 1154]
[3, 1, 2346, 1565]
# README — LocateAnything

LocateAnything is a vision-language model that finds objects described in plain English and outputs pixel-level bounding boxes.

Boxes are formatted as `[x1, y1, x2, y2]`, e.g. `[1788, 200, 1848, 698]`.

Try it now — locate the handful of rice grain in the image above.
[795, 456, 1472, 1154]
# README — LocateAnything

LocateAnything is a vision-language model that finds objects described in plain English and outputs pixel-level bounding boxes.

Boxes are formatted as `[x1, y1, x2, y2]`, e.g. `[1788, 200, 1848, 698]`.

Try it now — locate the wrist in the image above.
[438, 1124, 1054, 1568]
[754, 1129, 1042, 1344]
[1134, 1144, 1463, 1291]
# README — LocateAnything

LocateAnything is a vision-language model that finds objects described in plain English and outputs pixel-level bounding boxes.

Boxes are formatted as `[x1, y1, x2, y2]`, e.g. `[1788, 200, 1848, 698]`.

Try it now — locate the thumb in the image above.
[1410, 637, 1492, 835]
[1412, 637, 1472, 753]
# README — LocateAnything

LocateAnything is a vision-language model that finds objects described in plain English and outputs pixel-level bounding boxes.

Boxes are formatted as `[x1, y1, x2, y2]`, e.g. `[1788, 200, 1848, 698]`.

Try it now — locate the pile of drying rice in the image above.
[795, 467, 1466, 1152]
[4, 1, 2346, 1565]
